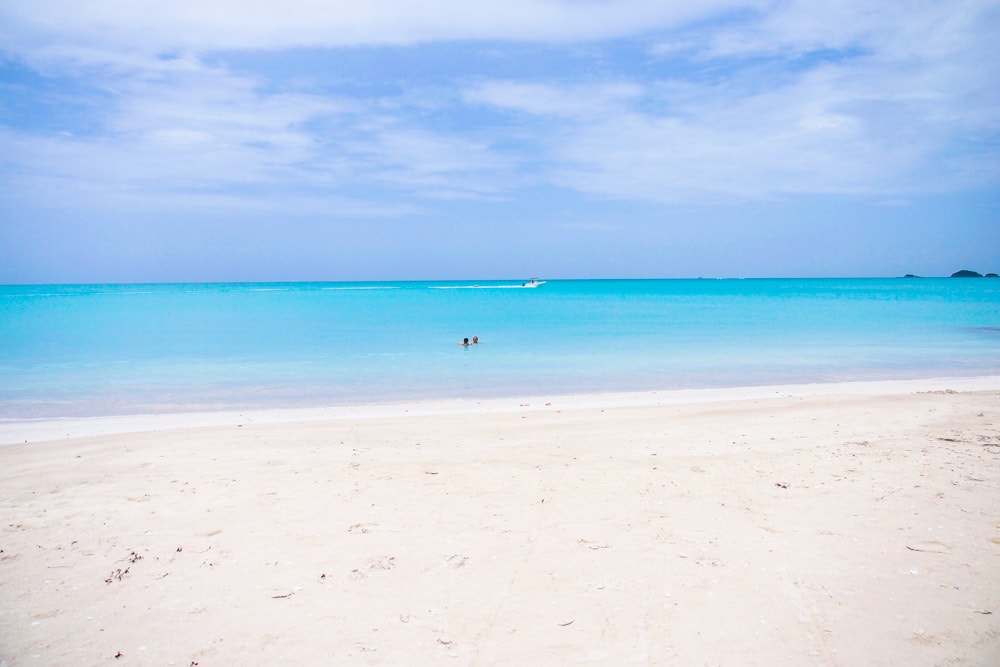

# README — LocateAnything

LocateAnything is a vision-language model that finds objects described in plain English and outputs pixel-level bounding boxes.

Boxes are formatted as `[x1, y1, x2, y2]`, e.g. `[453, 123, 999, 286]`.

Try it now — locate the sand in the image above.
[1, 379, 999, 665]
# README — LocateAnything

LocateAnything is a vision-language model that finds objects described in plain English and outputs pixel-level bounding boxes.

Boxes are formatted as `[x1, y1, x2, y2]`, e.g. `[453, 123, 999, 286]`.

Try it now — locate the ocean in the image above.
[1, 278, 998, 418]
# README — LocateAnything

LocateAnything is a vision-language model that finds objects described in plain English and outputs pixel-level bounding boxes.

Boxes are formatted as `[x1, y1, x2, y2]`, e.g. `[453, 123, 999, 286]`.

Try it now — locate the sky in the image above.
[1, 0, 998, 282]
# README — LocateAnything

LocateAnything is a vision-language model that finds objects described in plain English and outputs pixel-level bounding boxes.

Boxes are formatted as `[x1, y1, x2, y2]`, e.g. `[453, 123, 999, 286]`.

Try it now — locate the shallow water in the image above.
[1, 278, 998, 417]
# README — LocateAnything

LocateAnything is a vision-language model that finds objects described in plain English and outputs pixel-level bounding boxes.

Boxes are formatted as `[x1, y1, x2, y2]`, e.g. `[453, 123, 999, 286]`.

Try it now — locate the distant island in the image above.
[950, 270, 998, 278]
[903, 270, 997, 278]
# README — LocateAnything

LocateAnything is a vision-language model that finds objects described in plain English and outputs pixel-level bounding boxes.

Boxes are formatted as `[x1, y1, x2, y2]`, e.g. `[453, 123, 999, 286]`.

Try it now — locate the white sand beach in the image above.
[2, 378, 999, 665]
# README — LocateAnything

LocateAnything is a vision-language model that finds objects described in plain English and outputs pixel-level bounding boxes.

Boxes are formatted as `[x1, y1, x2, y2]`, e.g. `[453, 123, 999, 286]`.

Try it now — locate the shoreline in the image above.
[3, 374, 1000, 446]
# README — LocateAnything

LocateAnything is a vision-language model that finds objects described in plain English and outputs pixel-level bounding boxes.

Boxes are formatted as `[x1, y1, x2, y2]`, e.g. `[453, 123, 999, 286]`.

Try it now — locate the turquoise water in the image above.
[1, 279, 998, 417]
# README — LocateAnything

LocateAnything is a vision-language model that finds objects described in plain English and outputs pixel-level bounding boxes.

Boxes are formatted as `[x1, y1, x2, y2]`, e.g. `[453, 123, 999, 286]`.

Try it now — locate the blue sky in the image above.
[1, 0, 998, 282]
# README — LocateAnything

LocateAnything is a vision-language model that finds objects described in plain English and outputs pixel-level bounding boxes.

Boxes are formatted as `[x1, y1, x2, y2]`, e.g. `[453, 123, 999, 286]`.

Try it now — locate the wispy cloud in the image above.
[459, 2, 1000, 201]
[0, 0, 997, 281]
[1, 1, 734, 55]
[464, 81, 644, 118]
[0, 49, 521, 210]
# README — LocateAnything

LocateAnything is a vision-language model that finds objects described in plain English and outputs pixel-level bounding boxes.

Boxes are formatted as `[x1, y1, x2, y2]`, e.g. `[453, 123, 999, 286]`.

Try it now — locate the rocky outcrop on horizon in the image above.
[904, 271, 997, 278]
[950, 269, 998, 278]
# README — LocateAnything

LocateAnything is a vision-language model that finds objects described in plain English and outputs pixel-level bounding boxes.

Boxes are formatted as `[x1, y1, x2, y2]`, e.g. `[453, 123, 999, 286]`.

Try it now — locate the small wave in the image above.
[3, 289, 161, 297]
[428, 284, 537, 290]
[2, 292, 63, 298]
[322, 286, 401, 291]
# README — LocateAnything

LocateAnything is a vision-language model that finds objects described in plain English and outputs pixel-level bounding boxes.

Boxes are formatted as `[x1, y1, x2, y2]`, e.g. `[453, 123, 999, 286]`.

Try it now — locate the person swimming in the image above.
[460, 337, 471, 346]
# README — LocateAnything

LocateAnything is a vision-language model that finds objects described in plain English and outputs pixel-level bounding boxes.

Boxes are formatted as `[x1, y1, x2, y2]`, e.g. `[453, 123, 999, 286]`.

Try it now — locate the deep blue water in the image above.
[1, 278, 998, 417]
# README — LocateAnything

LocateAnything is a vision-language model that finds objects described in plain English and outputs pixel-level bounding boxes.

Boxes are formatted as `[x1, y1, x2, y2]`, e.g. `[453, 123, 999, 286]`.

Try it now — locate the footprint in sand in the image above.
[349, 555, 396, 579]
[445, 554, 468, 568]
[347, 523, 375, 534]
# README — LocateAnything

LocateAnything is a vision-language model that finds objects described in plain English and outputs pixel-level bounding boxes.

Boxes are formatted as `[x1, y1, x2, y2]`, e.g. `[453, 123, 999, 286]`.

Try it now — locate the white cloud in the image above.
[692, 0, 992, 62]
[1, 0, 739, 58]
[1, 0, 996, 214]
[46, 67, 340, 184]
[0, 52, 519, 212]
[460, 2, 1000, 201]
[347, 122, 519, 200]
[459, 64, 903, 200]
[0, 125, 423, 220]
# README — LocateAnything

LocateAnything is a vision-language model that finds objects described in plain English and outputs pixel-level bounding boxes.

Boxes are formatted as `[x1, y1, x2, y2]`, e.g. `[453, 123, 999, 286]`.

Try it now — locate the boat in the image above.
[521, 278, 546, 288]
